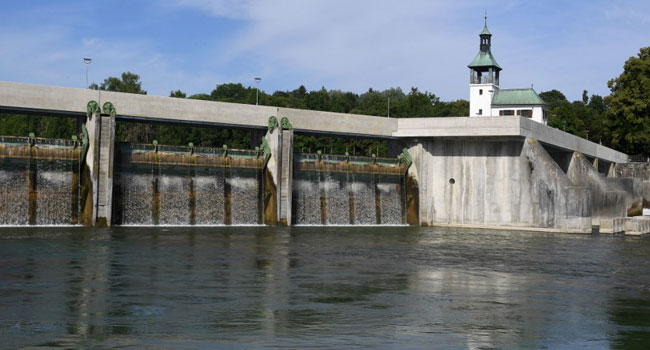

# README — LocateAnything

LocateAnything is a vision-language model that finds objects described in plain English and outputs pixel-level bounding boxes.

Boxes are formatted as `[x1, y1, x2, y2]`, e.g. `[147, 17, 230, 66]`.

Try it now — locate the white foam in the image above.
[227, 177, 257, 189]
[377, 183, 397, 193]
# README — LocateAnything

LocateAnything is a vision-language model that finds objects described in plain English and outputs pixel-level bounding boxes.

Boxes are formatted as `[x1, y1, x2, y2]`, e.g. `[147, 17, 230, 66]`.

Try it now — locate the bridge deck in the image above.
[0, 81, 627, 163]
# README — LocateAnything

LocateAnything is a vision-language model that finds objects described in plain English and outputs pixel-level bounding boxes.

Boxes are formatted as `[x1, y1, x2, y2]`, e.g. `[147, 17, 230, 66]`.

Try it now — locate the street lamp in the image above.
[83, 58, 92, 88]
[254, 77, 261, 105]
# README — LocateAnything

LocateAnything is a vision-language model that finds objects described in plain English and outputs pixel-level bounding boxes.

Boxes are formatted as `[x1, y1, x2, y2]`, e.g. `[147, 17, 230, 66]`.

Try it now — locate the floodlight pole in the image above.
[254, 77, 262, 105]
[83, 57, 92, 88]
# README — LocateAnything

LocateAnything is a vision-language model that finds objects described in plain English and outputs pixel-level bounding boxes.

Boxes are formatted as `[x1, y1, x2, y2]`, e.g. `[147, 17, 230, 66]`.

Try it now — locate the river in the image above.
[1, 226, 650, 349]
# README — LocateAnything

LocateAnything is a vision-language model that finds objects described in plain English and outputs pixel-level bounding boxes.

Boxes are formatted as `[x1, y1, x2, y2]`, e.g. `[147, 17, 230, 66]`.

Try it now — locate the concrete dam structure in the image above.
[1, 81, 648, 233]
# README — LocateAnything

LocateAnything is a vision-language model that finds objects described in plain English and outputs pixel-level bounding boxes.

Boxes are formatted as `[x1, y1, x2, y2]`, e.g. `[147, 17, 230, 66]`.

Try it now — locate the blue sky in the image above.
[1, 0, 648, 101]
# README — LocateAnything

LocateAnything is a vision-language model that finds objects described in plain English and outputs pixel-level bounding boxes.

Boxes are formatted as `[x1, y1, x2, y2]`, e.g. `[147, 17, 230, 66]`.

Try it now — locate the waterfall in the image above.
[115, 144, 263, 226]
[323, 171, 351, 224]
[194, 169, 225, 225]
[292, 153, 406, 225]
[0, 138, 79, 226]
[293, 171, 321, 225]
[0, 164, 29, 225]
[118, 170, 154, 225]
[34, 165, 73, 225]
[158, 167, 192, 225]
[377, 176, 403, 225]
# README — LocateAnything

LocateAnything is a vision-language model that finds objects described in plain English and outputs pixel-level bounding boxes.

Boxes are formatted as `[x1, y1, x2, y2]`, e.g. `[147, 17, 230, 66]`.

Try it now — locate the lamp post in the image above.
[254, 77, 261, 105]
[83, 57, 92, 88]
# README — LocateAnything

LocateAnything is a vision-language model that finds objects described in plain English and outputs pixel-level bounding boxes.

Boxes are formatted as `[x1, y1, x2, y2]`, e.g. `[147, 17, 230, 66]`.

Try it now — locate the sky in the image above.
[0, 0, 648, 102]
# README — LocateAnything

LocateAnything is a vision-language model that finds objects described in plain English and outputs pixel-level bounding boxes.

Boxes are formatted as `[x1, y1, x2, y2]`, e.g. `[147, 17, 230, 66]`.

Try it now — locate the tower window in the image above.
[478, 109, 483, 115]
[479, 89, 483, 95]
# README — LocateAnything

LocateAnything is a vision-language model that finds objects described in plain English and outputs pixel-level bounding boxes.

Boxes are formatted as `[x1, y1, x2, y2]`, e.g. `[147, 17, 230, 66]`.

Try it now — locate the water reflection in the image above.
[1, 227, 650, 349]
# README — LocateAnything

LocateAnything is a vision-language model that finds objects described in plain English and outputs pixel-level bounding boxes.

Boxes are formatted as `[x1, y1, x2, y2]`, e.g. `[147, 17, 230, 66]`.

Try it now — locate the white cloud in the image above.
[2, 0, 649, 102]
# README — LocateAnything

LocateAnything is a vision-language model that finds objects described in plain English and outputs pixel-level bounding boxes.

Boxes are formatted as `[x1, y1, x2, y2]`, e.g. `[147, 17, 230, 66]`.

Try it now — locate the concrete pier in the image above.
[82, 102, 116, 226]
[263, 116, 294, 226]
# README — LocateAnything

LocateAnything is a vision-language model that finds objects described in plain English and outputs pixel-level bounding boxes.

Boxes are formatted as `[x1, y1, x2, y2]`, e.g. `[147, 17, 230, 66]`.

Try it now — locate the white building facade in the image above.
[468, 20, 547, 124]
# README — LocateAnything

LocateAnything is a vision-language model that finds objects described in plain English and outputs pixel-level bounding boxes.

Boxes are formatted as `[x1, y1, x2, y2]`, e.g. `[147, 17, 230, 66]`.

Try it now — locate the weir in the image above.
[113, 143, 264, 225]
[292, 153, 416, 225]
[1, 81, 648, 233]
[0, 136, 80, 225]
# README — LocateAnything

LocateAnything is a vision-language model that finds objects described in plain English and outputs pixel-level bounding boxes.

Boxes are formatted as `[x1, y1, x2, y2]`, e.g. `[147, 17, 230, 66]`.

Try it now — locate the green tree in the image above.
[539, 90, 569, 110]
[304, 87, 331, 111]
[210, 83, 253, 103]
[94, 72, 147, 94]
[604, 47, 650, 155]
[170, 90, 186, 98]
[96, 72, 154, 143]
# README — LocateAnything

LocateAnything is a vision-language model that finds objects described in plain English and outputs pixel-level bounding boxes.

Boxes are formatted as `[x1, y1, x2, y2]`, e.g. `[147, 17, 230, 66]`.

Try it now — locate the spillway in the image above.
[292, 153, 407, 225]
[0, 136, 80, 225]
[113, 143, 264, 226]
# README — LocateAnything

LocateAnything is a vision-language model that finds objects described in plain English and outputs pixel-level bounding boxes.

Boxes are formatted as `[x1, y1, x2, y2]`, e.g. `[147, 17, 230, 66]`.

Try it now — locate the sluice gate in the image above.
[0, 136, 80, 225]
[292, 153, 416, 225]
[113, 143, 265, 226]
[0, 133, 415, 227]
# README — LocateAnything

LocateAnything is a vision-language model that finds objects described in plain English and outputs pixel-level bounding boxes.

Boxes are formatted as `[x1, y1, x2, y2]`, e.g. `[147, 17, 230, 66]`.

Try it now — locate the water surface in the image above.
[2, 226, 650, 349]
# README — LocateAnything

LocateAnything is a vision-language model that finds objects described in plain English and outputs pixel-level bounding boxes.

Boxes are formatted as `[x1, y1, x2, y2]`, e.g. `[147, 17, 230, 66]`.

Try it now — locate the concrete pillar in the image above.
[279, 127, 294, 225]
[96, 112, 115, 226]
[263, 116, 294, 226]
[406, 141, 430, 225]
[81, 101, 116, 226]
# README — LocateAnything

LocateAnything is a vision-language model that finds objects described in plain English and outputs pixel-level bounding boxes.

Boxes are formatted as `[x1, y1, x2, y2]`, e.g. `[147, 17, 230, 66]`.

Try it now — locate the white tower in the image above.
[468, 17, 501, 117]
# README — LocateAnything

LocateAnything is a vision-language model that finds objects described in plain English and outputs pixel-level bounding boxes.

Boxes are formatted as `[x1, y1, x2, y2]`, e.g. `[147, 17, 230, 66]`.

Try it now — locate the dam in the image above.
[0, 81, 648, 233]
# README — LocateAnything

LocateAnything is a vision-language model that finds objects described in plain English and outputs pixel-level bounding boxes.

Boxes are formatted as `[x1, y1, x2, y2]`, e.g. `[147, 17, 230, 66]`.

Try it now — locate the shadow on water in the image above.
[610, 297, 650, 349]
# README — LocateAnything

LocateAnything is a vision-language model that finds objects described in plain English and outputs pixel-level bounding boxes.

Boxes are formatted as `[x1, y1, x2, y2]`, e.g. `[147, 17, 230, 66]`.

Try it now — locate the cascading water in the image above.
[293, 170, 321, 225]
[377, 175, 403, 225]
[229, 172, 261, 225]
[292, 153, 407, 225]
[0, 137, 80, 226]
[0, 158, 30, 225]
[114, 144, 263, 226]
[118, 165, 154, 225]
[323, 171, 350, 224]
[193, 168, 225, 225]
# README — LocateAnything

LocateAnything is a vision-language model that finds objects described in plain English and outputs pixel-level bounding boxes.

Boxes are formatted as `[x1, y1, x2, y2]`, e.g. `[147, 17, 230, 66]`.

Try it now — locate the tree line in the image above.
[1, 46, 648, 156]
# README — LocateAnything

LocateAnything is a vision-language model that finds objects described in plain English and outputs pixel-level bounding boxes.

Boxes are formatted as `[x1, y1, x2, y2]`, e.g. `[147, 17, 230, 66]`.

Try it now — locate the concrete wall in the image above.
[566, 152, 626, 223]
[409, 137, 591, 232]
[611, 162, 650, 209]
